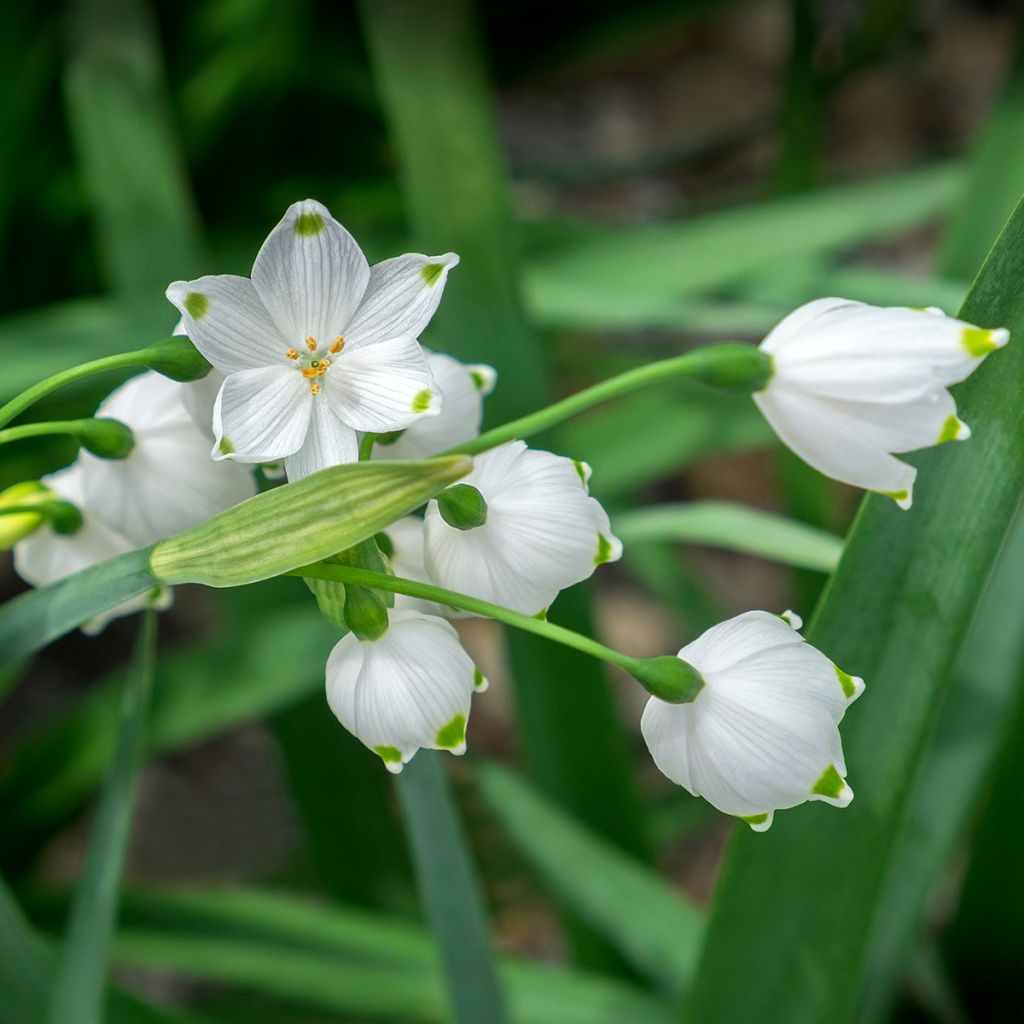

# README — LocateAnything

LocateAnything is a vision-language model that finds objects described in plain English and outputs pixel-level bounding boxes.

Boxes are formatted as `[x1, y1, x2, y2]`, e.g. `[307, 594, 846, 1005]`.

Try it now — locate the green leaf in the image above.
[48, 610, 157, 1024]
[478, 762, 704, 996]
[616, 501, 844, 573]
[683, 197, 1024, 1023]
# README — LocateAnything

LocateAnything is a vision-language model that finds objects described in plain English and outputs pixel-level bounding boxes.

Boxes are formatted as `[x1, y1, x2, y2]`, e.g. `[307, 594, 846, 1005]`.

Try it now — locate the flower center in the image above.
[286, 335, 346, 395]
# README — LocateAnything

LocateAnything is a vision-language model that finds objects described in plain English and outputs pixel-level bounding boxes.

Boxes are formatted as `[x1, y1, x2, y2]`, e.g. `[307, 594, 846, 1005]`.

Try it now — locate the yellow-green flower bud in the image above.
[149, 456, 472, 587]
[0, 482, 52, 547]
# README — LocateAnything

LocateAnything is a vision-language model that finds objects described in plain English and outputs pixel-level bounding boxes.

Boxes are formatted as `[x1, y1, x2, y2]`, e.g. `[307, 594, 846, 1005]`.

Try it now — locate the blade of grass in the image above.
[47, 608, 157, 1024]
[684, 194, 1024, 1024]
[615, 501, 843, 573]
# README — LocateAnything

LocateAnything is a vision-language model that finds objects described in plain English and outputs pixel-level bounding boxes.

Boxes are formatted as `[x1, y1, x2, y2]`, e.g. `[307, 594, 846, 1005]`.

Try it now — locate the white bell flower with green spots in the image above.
[167, 199, 458, 480]
[325, 608, 482, 771]
[755, 298, 1008, 508]
[423, 441, 621, 617]
[641, 610, 863, 832]
[373, 351, 496, 461]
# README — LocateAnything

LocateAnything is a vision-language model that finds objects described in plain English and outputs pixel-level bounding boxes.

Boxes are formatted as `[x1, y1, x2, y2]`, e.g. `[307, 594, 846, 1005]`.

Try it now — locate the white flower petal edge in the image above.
[755, 298, 1008, 508]
[423, 441, 621, 616]
[382, 516, 449, 617]
[167, 199, 456, 474]
[375, 351, 497, 461]
[641, 610, 863, 832]
[325, 609, 478, 772]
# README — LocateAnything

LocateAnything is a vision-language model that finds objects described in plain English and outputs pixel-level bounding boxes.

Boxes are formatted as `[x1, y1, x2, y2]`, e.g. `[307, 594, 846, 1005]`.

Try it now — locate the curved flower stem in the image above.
[291, 562, 703, 701]
[442, 342, 773, 457]
[0, 337, 206, 429]
[0, 419, 120, 450]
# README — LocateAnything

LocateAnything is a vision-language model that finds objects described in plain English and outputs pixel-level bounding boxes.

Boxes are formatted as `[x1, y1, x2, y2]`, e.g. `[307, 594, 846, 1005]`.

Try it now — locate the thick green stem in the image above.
[47, 608, 157, 1024]
[292, 563, 703, 702]
[0, 417, 134, 458]
[443, 344, 772, 457]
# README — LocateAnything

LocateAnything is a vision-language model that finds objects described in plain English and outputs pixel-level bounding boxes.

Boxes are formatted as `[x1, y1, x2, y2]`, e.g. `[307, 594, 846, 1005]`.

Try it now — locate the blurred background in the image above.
[2, 1, 1023, 1021]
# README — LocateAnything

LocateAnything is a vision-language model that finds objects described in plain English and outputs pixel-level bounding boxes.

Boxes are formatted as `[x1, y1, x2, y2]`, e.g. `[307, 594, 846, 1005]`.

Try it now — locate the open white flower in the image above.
[755, 298, 1009, 508]
[374, 351, 496, 461]
[325, 609, 479, 771]
[641, 610, 863, 831]
[167, 199, 458, 480]
[423, 441, 621, 616]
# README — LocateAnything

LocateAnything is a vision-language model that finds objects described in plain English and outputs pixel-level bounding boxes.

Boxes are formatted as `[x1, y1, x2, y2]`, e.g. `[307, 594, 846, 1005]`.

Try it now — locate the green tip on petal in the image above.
[294, 211, 325, 236]
[878, 488, 912, 509]
[811, 764, 849, 802]
[420, 262, 445, 286]
[435, 713, 467, 752]
[573, 459, 592, 487]
[411, 388, 433, 414]
[375, 745, 404, 770]
[961, 325, 1009, 357]
[183, 292, 209, 320]
[472, 667, 488, 692]
[833, 663, 863, 700]
[937, 414, 970, 444]
[738, 812, 772, 831]
[595, 533, 618, 565]
[218, 436, 235, 456]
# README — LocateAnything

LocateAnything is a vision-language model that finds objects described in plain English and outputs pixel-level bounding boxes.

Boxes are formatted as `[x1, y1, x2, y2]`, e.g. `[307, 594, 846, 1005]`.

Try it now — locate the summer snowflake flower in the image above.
[374, 351, 496, 461]
[167, 199, 458, 480]
[325, 609, 483, 771]
[755, 298, 1009, 508]
[381, 516, 448, 617]
[641, 610, 863, 832]
[423, 441, 621, 616]
[14, 372, 253, 631]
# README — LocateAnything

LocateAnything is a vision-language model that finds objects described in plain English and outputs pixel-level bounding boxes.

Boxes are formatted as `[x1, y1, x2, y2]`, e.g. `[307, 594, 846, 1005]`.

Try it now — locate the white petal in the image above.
[81, 373, 256, 546]
[213, 366, 312, 463]
[763, 299, 1008, 402]
[251, 199, 369, 348]
[166, 275, 284, 372]
[325, 609, 477, 770]
[755, 387, 917, 505]
[423, 442, 620, 615]
[283, 395, 359, 481]
[678, 609, 806, 675]
[375, 351, 494, 460]
[344, 253, 459, 349]
[178, 369, 225, 443]
[326, 336, 441, 433]
[382, 516, 448, 617]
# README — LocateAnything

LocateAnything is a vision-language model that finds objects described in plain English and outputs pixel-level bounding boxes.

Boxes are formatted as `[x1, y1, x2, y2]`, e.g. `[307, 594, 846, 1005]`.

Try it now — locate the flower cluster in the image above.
[9, 198, 1009, 832]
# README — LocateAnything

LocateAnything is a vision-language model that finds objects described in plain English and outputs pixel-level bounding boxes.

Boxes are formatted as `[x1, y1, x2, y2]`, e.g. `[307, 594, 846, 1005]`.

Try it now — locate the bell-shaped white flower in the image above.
[325, 609, 479, 771]
[374, 351, 496, 461]
[641, 610, 863, 831]
[167, 199, 458, 480]
[754, 298, 1008, 508]
[423, 441, 621, 616]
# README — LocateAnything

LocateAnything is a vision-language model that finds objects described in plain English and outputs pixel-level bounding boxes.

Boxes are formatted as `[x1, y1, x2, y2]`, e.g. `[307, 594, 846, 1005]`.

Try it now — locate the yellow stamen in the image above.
[330, 336, 345, 354]
[286, 348, 300, 360]
[306, 336, 318, 351]
[310, 382, 321, 395]
[302, 367, 320, 379]
[320, 357, 331, 368]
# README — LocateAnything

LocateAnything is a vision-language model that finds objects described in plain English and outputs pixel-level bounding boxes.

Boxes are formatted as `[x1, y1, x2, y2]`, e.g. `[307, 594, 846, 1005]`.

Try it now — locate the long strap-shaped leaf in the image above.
[684, 197, 1024, 1024]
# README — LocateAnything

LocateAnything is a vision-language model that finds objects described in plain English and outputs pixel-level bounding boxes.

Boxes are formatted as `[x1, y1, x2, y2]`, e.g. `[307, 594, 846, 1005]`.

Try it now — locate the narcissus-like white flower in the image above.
[325, 609, 482, 771]
[754, 298, 1009, 508]
[423, 441, 621, 616]
[641, 610, 863, 832]
[374, 351, 496, 461]
[167, 199, 458, 480]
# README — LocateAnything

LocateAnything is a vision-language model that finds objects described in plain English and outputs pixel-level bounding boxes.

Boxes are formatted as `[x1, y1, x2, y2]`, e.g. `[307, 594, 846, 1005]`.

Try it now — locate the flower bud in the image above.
[77, 417, 135, 459]
[0, 482, 51, 547]
[629, 654, 705, 703]
[150, 456, 472, 587]
[437, 484, 488, 530]
[48, 501, 84, 535]
[140, 336, 213, 383]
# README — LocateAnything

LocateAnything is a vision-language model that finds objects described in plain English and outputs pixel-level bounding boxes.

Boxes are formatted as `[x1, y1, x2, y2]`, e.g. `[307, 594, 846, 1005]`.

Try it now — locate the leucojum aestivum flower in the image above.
[2, 198, 1009, 830]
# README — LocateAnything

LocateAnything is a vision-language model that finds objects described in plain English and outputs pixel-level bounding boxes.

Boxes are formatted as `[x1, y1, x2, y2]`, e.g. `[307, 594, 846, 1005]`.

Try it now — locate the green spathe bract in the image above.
[150, 457, 472, 587]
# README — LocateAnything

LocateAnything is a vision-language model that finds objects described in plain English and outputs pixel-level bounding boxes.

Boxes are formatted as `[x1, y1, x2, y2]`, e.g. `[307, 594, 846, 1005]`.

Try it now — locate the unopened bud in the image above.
[629, 655, 705, 703]
[78, 417, 135, 459]
[0, 482, 51, 547]
[437, 484, 488, 530]
[48, 501, 84, 535]
[141, 336, 212, 383]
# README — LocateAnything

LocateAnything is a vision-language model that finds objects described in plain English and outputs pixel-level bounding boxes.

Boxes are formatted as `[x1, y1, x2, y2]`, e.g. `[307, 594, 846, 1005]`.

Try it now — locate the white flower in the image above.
[754, 298, 1009, 508]
[13, 371, 254, 631]
[167, 199, 458, 480]
[641, 610, 863, 832]
[422, 441, 621, 616]
[374, 351, 496, 460]
[325, 609, 481, 771]
[381, 516, 447, 617]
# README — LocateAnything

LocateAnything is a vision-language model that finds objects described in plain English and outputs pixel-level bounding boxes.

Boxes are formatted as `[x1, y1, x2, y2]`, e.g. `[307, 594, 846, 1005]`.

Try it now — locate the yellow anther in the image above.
[310, 382, 321, 395]
[330, 336, 345, 353]
[306, 336, 318, 351]
[301, 367, 320, 379]
[286, 348, 300, 360]
[320, 357, 331, 368]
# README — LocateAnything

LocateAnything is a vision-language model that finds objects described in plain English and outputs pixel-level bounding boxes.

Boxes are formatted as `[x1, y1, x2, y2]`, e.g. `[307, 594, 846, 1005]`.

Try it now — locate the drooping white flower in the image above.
[754, 298, 1009, 508]
[641, 610, 863, 832]
[167, 199, 458, 480]
[422, 441, 621, 616]
[325, 608, 480, 771]
[13, 464, 171, 634]
[374, 351, 496, 461]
